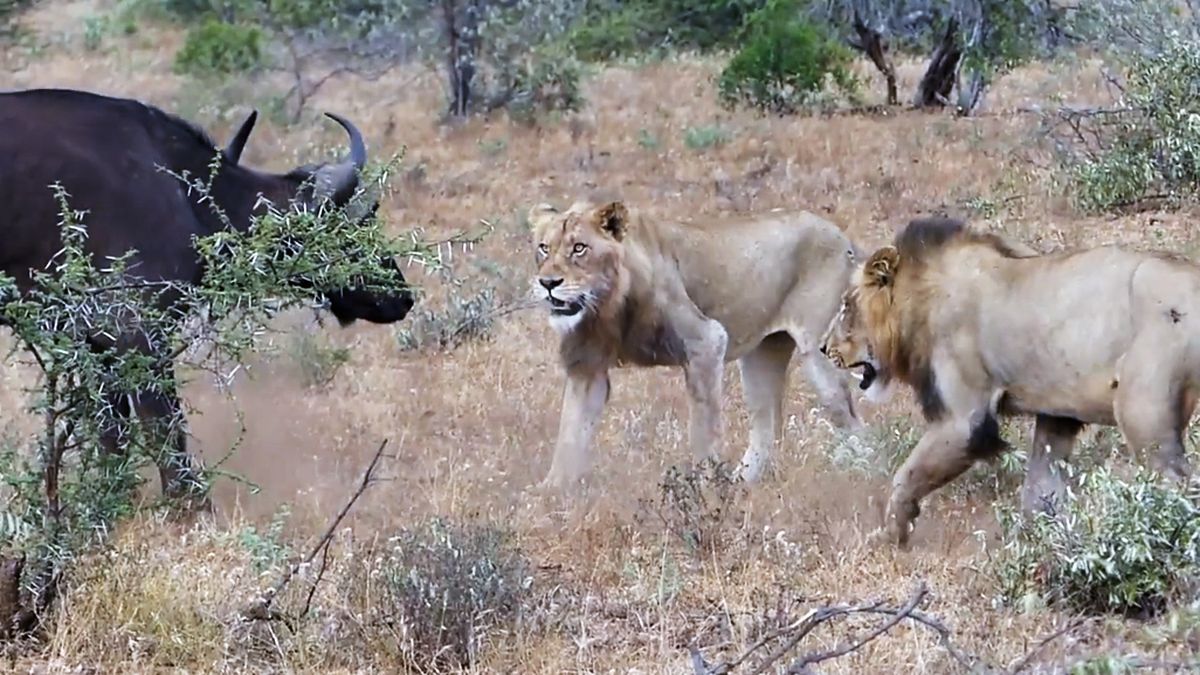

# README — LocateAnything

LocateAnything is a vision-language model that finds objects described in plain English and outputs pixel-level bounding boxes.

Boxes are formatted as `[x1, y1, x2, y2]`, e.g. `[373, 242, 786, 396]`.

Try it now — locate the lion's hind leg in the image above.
[735, 333, 795, 483]
[1020, 415, 1084, 516]
[1114, 359, 1194, 483]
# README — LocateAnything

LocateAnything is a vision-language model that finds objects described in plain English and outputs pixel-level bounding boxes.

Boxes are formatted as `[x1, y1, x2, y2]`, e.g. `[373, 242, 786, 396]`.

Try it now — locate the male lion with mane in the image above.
[529, 199, 865, 490]
[822, 216, 1199, 548]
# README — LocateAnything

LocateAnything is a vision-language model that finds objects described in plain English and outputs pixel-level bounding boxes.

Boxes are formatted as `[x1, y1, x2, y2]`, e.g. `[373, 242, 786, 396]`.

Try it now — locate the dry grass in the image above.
[5, 2, 1200, 673]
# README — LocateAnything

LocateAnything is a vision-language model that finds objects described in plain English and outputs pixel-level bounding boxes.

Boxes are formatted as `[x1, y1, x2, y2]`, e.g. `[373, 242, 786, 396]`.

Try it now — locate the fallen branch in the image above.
[1006, 618, 1089, 674]
[241, 437, 390, 622]
[691, 581, 988, 675]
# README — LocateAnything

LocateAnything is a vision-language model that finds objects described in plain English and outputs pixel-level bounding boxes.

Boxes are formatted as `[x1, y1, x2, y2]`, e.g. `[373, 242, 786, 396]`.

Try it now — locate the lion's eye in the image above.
[537, 243, 549, 257]
[572, 243, 588, 256]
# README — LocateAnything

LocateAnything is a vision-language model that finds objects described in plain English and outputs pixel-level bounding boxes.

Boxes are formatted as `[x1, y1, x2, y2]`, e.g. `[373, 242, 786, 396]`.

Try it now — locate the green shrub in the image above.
[502, 49, 585, 125]
[994, 465, 1200, 617]
[1064, 34, 1200, 212]
[567, 0, 765, 61]
[174, 18, 263, 77]
[369, 518, 532, 669]
[683, 124, 731, 151]
[717, 0, 855, 114]
[158, 0, 218, 21]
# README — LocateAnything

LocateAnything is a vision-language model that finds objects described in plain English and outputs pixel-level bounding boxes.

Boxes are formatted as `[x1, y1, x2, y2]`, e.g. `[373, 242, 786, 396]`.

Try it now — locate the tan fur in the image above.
[529, 199, 864, 490]
[822, 217, 1199, 548]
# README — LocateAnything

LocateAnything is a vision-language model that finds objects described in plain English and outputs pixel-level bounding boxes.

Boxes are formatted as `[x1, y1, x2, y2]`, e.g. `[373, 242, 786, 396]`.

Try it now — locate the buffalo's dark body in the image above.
[0, 88, 414, 507]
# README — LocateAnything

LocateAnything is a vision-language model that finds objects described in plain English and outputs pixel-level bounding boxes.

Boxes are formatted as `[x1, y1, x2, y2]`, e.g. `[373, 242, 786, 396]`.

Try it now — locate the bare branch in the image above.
[1006, 619, 1090, 673]
[691, 581, 988, 675]
[241, 437, 391, 622]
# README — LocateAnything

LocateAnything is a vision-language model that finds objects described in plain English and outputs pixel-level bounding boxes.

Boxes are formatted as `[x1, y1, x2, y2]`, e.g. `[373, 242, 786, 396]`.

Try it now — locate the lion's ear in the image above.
[864, 246, 900, 288]
[596, 201, 628, 240]
[528, 202, 559, 225]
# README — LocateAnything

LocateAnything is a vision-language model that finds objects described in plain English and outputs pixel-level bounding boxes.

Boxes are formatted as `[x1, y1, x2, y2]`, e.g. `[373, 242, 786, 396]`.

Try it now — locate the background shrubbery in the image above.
[995, 467, 1200, 617]
[717, 0, 857, 114]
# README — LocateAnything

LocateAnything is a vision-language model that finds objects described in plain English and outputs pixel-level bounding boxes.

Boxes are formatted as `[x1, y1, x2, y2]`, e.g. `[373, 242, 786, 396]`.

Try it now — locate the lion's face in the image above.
[528, 200, 630, 334]
[821, 246, 901, 396]
[822, 290, 879, 391]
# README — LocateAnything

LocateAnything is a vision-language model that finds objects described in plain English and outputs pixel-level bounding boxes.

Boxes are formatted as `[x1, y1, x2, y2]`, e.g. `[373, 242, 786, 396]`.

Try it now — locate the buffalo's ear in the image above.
[595, 201, 628, 240]
[864, 246, 900, 288]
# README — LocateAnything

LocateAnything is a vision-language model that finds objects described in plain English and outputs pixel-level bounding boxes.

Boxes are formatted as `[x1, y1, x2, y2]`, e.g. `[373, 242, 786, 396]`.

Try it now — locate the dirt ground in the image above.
[4, 2, 1200, 673]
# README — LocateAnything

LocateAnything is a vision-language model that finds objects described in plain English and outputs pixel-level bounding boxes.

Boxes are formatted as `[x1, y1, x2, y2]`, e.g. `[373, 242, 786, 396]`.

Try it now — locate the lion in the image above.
[528, 199, 866, 490]
[821, 216, 1199, 548]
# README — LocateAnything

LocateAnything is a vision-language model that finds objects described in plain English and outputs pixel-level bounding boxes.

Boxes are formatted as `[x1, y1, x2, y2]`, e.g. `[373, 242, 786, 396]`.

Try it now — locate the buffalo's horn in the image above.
[223, 110, 258, 163]
[324, 112, 367, 170]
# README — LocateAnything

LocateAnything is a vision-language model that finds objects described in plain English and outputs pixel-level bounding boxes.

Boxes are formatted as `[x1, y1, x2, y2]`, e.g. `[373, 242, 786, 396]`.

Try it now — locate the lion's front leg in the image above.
[683, 318, 729, 463]
[880, 421, 976, 548]
[542, 368, 610, 492]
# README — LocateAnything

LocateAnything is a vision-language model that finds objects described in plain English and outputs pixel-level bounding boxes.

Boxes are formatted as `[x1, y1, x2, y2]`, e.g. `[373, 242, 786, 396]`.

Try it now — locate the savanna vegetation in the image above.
[3, 0, 1200, 671]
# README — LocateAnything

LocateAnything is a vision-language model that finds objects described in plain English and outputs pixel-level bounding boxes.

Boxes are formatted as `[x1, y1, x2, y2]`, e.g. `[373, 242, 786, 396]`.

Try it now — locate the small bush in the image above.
[567, 0, 766, 62]
[368, 518, 532, 669]
[502, 49, 585, 125]
[718, 0, 855, 114]
[994, 465, 1200, 617]
[683, 125, 732, 151]
[174, 18, 263, 77]
[637, 457, 745, 558]
[287, 331, 351, 389]
[395, 286, 499, 352]
[1059, 33, 1200, 212]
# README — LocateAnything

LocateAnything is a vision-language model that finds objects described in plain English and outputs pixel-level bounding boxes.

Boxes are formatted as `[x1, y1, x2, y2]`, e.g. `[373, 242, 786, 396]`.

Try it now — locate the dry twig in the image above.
[241, 437, 391, 622]
[690, 581, 988, 675]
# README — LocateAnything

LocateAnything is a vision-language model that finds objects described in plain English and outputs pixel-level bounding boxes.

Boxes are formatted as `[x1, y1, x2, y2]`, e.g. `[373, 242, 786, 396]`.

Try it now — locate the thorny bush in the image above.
[0, 151, 465, 641]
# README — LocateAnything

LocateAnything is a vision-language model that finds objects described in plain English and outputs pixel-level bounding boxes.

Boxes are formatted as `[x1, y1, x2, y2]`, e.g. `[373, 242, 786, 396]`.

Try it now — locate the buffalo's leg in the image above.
[132, 381, 210, 511]
[1020, 414, 1083, 515]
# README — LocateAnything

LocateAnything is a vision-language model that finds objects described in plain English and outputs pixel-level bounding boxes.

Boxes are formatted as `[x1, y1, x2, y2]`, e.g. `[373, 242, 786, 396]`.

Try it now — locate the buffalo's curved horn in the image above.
[223, 110, 258, 163]
[312, 112, 368, 206]
[324, 111, 367, 170]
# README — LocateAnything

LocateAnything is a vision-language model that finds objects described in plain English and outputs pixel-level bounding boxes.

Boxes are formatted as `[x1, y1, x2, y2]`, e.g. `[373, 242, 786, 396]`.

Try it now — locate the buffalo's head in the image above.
[229, 111, 415, 326]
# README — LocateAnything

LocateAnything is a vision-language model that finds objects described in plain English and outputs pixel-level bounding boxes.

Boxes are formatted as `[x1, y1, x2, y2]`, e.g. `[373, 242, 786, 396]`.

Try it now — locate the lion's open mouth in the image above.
[847, 361, 878, 390]
[547, 295, 584, 317]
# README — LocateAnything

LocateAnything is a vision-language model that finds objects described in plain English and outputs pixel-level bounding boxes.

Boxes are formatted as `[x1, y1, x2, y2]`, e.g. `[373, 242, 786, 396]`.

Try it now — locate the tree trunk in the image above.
[442, 0, 483, 118]
[956, 67, 987, 116]
[851, 12, 897, 106]
[912, 17, 961, 108]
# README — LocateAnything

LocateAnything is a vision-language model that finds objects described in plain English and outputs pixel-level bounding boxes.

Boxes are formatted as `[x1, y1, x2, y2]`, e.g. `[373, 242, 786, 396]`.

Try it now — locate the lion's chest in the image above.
[617, 319, 688, 368]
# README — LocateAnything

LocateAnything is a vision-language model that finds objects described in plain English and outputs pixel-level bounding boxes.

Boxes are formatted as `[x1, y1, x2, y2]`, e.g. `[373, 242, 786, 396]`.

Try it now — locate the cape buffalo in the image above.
[0, 88, 415, 509]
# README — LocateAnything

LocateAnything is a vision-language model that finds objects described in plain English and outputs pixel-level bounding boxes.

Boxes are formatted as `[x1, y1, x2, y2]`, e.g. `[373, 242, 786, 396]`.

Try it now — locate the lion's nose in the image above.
[539, 277, 563, 292]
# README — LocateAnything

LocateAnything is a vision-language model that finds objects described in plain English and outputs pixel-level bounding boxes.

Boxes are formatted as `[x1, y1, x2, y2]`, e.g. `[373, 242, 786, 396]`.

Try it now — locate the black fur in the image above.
[967, 411, 1008, 459]
[895, 216, 1029, 262]
[915, 367, 946, 421]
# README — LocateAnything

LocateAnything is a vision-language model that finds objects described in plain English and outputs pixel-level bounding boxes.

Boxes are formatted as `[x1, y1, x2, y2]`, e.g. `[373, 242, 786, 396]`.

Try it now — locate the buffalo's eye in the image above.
[572, 242, 588, 256]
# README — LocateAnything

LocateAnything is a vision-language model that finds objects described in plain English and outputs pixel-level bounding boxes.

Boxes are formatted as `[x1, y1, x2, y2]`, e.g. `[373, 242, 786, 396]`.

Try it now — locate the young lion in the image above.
[528, 199, 864, 490]
[822, 217, 1199, 548]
